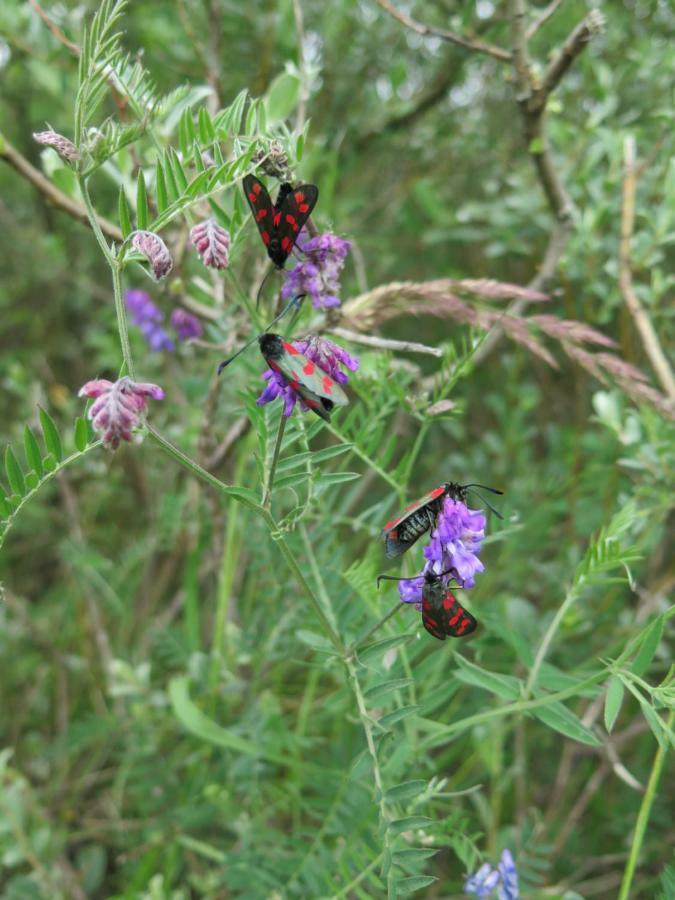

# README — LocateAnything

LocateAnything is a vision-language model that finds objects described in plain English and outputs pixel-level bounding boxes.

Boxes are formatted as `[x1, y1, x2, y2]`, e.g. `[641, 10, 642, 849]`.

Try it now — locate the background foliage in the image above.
[0, 1, 673, 898]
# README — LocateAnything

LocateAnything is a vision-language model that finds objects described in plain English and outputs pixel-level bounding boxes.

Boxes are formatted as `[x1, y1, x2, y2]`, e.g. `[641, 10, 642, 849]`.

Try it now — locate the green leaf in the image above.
[532, 699, 601, 746]
[311, 444, 353, 463]
[155, 162, 168, 213]
[363, 678, 412, 704]
[198, 106, 214, 143]
[221, 486, 261, 510]
[631, 615, 663, 676]
[358, 634, 414, 665]
[0, 492, 12, 518]
[454, 654, 521, 700]
[23, 426, 43, 477]
[385, 780, 427, 803]
[315, 472, 361, 486]
[24, 472, 39, 491]
[276, 452, 313, 473]
[118, 187, 132, 237]
[296, 630, 334, 652]
[74, 417, 89, 452]
[296, 131, 305, 161]
[388, 816, 433, 836]
[395, 875, 438, 895]
[638, 699, 669, 749]
[5, 447, 25, 496]
[169, 677, 288, 764]
[39, 408, 62, 461]
[170, 148, 189, 192]
[392, 848, 439, 866]
[265, 71, 300, 123]
[604, 675, 625, 733]
[378, 705, 420, 729]
[43, 453, 56, 473]
[136, 168, 149, 230]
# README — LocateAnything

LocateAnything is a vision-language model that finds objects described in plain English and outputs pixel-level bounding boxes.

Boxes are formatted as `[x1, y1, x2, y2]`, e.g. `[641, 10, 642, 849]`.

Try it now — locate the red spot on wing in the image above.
[443, 594, 455, 610]
[269, 360, 281, 373]
[261, 231, 270, 245]
[283, 342, 300, 355]
[428, 486, 446, 499]
[298, 203, 309, 213]
[303, 361, 315, 375]
[448, 607, 463, 627]
[256, 208, 268, 221]
[294, 191, 305, 203]
[322, 376, 333, 394]
[456, 618, 472, 635]
[273, 212, 281, 226]
[281, 236, 292, 251]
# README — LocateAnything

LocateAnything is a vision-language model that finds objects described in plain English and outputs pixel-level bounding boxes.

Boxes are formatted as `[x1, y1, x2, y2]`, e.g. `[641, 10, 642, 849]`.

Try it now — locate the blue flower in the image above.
[170, 308, 203, 341]
[125, 290, 175, 352]
[465, 850, 519, 899]
[282, 231, 351, 309]
[397, 496, 487, 605]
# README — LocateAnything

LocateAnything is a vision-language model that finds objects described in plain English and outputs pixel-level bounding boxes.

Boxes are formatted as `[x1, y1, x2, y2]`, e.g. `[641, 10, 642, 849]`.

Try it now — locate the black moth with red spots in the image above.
[377, 569, 477, 640]
[243, 174, 319, 268]
[382, 482, 503, 559]
[259, 333, 348, 422]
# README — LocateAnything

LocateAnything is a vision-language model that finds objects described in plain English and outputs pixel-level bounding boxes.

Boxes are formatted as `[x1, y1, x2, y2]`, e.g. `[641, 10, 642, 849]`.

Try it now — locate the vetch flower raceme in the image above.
[33, 129, 80, 161]
[190, 219, 230, 270]
[125, 290, 174, 352]
[131, 230, 173, 281]
[170, 308, 203, 341]
[282, 231, 351, 309]
[465, 850, 519, 899]
[398, 496, 486, 605]
[257, 334, 358, 418]
[79, 377, 164, 450]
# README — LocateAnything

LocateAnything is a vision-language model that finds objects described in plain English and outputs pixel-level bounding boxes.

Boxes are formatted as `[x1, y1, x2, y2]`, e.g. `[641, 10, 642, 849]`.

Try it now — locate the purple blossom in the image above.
[33, 129, 80, 161]
[125, 290, 175, 352]
[131, 230, 173, 281]
[78, 376, 164, 450]
[282, 231, 350, 309]
[465, 851, 519, 899]
[257, 334, 358, 417]
[190, 218, 230, 270]
[397, 497, 486, 605]
[170, 308, 203, 341]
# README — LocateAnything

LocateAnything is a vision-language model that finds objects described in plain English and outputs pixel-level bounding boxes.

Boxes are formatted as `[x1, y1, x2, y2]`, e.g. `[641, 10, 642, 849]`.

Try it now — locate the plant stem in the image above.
[345, 602, 405, 658]
[262, 415, 287, 508]
[111, 258, 135, 378]
[618, 709, 674, 900]
[79, 176, 115, 264]
[524, 586, 579, 696]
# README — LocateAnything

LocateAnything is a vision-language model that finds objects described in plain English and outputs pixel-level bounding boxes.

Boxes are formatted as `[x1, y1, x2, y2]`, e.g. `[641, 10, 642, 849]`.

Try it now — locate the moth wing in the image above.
[275, 184, 319, 260]
[268, 343, 348, 421]
[422, 593, 447, 641]
[242, 174, 276, 249]
[381, 485, 446, 538]
[441, 590, 477, 638]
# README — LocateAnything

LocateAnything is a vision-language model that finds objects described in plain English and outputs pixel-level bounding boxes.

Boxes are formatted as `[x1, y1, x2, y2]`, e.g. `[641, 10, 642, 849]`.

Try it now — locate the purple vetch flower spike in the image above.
[256, 334, 359, 417]
[124, 290, 175, 352]
[464, 863, 500, 897]
[170, 308, 203, 341]
[190, 219, 230, 270]
[131, 230, 173, 281]
[397, 575, 426, 609]
[33, 129, 80, 161]
[424, 497, 486, 589]
[78, 377, 164, 450]
[497, 850, 519, 900]
[281, 231, 351, 309]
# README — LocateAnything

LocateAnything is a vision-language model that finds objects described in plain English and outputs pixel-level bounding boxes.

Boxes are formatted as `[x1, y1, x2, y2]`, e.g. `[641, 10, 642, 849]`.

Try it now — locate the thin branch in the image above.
[526, 0, 565, 40]
[29, 0, 80, 55]
[0, 136, 123, 242]
[534, 10, 606, 111]
[328, 327, 443, 357]
[373, 0, 511, 62]
[619, 136, 675, 400]
[292, 0, 308, 133]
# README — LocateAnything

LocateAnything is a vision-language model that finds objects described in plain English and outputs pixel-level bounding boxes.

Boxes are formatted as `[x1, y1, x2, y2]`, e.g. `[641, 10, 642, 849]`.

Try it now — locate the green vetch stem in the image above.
[79, 176, 115, 264]
[345, 602, 405, 658]
[111, 258, 135, 379]
[524, 586, 579, 697]
[262, 414, 287, 508]
[618, 709, 674, 900]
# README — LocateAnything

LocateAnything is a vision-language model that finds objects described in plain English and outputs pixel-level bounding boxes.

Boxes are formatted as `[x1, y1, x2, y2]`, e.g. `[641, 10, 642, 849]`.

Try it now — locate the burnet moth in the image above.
[217, 296, 348, 422]
[377, 569, 477, 640]
[381, 482, 503, 559]
[243, 174, 319, 269]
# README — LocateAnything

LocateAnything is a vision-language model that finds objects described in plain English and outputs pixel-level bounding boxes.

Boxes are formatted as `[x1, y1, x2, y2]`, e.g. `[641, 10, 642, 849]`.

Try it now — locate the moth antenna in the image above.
[466, 488, 503, 519]
[217, 294, 305, 374]
[255, 265, 274, 310]
[376, 574, 408, 588]
[462, 483, 504, 496]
